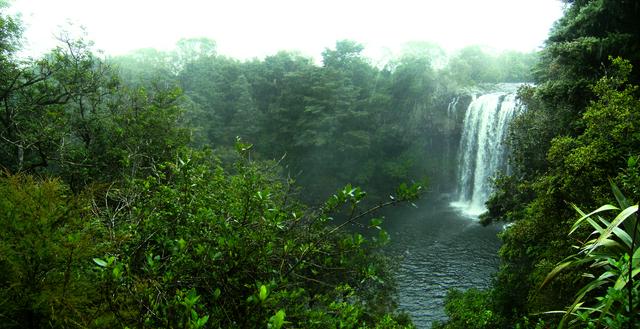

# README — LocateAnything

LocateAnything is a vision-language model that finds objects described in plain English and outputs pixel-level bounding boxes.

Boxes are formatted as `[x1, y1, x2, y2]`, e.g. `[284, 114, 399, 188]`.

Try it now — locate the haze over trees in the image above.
[111, 39, 535, 203]
[0, 4, 422, 327]
[2, 0, 639, 328]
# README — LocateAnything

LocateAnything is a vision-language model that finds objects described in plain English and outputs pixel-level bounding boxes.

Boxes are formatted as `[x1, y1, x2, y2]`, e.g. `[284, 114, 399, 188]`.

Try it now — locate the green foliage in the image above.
[268, 309, 286, 329]
[448, 45, 640, 329]
[0, 175, 102, 327]
[86, 149, 415, 328]
[0, 3, 541, 327]
[473, 0, 640, 326]
[0, 8, 420, 327]
[112, 37, 534, 204]
[442, 46, 537, 87]
[541, 185, 639, 328]
[0, 2, 20, 60]
[0, 18, 189, 189]
[0, 151, 416, 328]
[433, 289, 505, 329]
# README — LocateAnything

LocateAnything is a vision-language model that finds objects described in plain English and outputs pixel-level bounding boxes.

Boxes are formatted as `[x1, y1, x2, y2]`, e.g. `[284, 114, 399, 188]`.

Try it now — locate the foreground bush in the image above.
[0, 150, 417, 328]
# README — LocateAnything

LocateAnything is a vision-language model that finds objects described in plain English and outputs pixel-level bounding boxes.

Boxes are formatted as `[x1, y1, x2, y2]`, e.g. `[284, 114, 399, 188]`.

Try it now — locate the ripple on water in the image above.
[382, 201, 502, 328]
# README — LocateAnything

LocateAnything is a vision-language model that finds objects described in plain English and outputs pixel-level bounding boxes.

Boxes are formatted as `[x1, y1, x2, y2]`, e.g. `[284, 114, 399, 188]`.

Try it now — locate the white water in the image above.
[451, 91, 521, 218]
[446, 96, 459, 117]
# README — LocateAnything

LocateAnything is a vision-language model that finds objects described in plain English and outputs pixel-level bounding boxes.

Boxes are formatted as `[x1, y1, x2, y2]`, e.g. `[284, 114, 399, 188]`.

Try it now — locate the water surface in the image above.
[383, 198, 502, 328]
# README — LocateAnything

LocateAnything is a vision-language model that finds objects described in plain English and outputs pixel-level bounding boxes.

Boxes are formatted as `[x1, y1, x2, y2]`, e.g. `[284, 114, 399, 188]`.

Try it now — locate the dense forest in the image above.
[1, 0, 640, 328]
[0, 2, 529, 328]
[109, 39, 534, 203]
[436, 0, 640, 328]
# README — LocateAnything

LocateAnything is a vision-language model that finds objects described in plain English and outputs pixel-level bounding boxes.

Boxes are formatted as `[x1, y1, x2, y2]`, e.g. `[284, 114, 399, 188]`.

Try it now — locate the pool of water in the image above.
[382, 198, 502, 328]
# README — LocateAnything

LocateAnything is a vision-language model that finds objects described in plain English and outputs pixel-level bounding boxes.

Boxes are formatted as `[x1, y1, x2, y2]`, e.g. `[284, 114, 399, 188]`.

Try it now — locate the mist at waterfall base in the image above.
[379, 87, 521, 328]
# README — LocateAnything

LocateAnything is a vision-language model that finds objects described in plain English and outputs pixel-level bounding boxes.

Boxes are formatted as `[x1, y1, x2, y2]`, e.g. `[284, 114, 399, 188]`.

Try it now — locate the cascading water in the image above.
[385, 88, 518, 328]
[451, 91, 520, 217]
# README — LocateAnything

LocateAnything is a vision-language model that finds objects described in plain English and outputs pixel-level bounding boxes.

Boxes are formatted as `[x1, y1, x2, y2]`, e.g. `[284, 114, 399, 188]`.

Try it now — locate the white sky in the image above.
[8, 0, 565, 61]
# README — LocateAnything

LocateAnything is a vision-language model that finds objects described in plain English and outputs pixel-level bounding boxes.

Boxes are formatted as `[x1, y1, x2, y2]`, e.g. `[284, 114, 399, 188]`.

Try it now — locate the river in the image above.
[383, 198, 502, 328]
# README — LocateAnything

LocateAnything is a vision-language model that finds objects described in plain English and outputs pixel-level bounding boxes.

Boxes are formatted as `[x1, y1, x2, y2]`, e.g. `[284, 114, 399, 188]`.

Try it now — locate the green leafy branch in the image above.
[283, 181, 424, 279]
[541, 181, 639, 328]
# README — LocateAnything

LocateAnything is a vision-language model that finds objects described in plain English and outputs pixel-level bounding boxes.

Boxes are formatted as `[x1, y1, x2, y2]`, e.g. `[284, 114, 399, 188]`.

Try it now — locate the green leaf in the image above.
[569, 204, 618, 235]
[198, 315, 209, 327]
[541, 258, 582, 289]
[93, 258, 107, 267]
[369, 217, 383, 229]
[610, 180, 631, 209]
[378, 229, 390, 244]
[268, 309, 286, 329]
[611, 226, 632, 249]
[259, 284, 268, 302]
[589, 205, 638, 253]
[177, 238, 187, 250]
[112, 265, 122, 279]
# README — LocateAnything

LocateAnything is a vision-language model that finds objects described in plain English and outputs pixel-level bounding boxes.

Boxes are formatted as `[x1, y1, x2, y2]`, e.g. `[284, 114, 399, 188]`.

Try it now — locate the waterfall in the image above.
[451, 91, 520, 218]
[446, 96, 459, 117]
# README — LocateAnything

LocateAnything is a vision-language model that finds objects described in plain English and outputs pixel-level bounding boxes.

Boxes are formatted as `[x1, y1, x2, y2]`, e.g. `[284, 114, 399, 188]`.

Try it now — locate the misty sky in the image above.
[9, 0, 565, 61]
